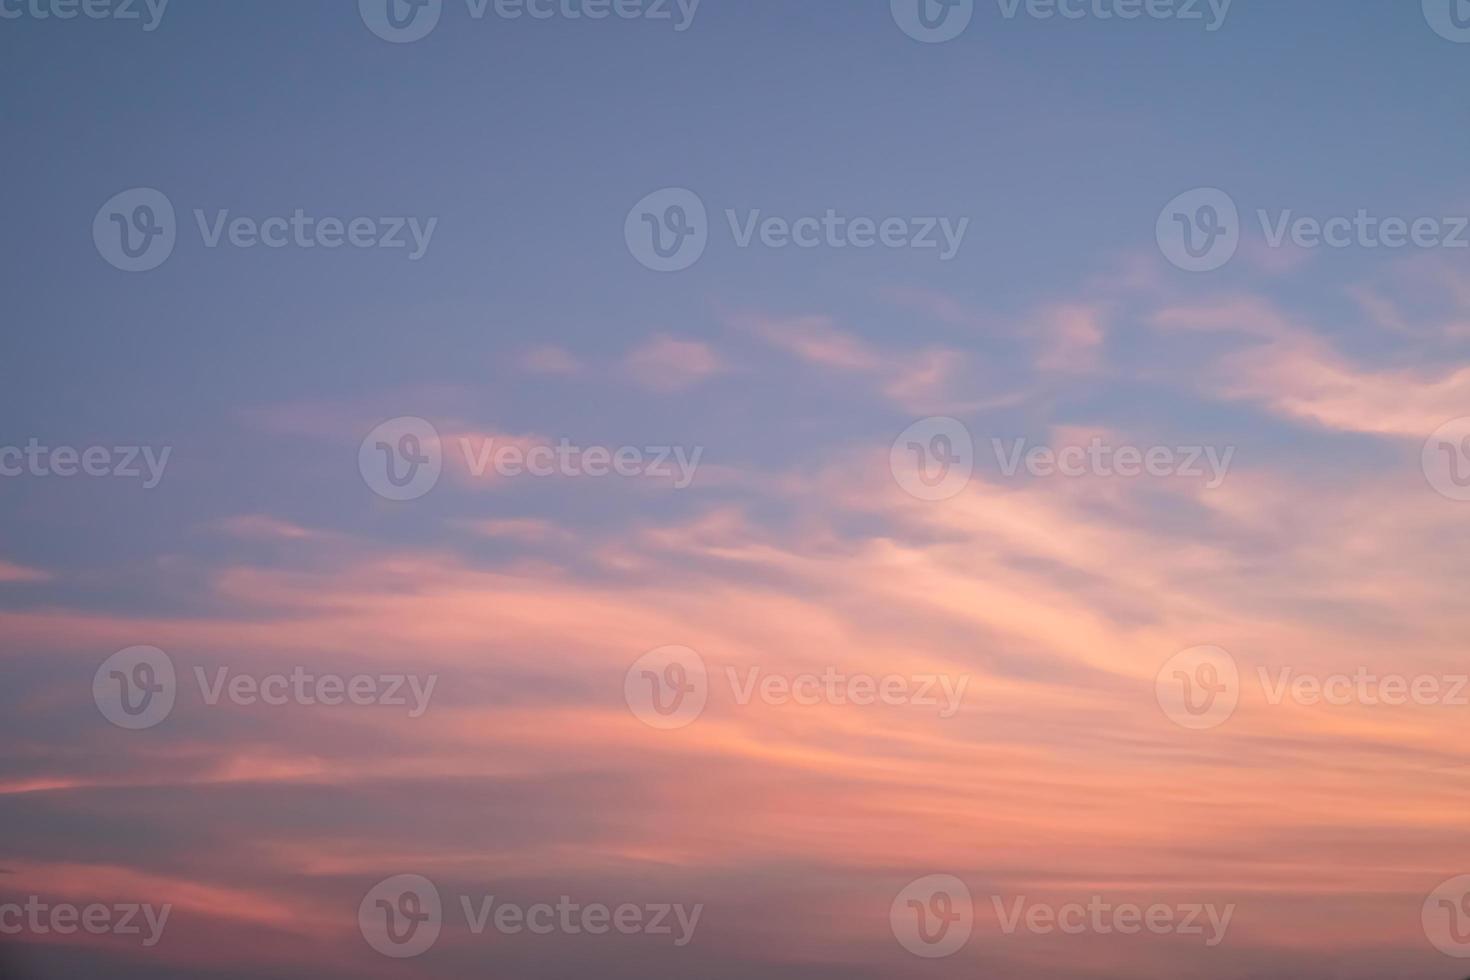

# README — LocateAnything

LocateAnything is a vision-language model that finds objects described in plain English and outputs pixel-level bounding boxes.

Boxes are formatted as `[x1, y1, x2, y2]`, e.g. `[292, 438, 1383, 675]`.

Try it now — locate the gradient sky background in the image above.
[4, 0, 1470, 977]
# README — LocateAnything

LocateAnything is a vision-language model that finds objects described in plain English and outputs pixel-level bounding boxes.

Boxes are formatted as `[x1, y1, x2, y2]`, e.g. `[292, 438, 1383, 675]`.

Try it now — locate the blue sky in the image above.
[4, 0, 1466, 587]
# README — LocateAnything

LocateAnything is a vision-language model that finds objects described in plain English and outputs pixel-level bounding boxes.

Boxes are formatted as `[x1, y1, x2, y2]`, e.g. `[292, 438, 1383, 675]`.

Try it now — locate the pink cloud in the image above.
[736, 312, 1001, 413]
[622, 335, 726, 392]
[735, 313, 884, 372]
[1153, 296, 1470, 437]
[457, 518, 575, 543]
[1032, 303, 1107, 374]
[518, 344, 584, 375]
[0, 560, 50, 583]
[213, 515, 323, 541]
[7, 427, 1469, 975]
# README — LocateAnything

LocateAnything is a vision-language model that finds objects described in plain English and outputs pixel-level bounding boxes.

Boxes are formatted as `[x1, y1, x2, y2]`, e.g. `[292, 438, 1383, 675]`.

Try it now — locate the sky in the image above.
[3, 0, 1470, 976]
